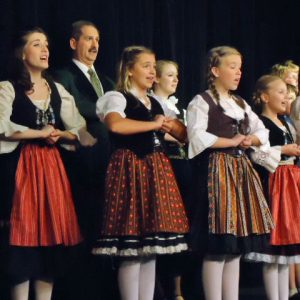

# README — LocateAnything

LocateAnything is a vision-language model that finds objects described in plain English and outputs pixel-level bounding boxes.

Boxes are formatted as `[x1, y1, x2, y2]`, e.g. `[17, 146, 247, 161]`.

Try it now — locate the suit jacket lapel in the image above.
[69, 62, 99, 101]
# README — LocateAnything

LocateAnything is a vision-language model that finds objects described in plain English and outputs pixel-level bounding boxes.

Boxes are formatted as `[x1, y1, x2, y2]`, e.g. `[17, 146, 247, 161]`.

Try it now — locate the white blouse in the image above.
[0, 81, 86, 153]
[96, 91, 127, 122]
[187, 91, 269, 159]
[97, 89, 166, 121]
[149, 92, 178, 119]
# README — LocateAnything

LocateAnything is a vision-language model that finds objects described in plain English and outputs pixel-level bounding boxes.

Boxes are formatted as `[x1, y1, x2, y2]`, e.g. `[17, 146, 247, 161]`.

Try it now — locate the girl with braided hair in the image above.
[186, 46, 274, 300]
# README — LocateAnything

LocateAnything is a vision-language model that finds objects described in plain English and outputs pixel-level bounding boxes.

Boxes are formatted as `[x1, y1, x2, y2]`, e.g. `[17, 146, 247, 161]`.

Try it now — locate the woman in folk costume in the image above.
[92, 46, 189, 300]
[186, 46, 274, 300]
[0, 27, 85, 300]
[245, 74, 300, 300]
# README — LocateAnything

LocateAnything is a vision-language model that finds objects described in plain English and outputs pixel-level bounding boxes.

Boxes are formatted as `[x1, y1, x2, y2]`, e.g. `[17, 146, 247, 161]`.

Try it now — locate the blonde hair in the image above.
[287, 83, 297, 99]
[205, 46, 244, 108]
[252, 74, 285, 114]
[116, 45, 155, 92]
[155, 60, 178, 78]
[271, 60, 299, 78]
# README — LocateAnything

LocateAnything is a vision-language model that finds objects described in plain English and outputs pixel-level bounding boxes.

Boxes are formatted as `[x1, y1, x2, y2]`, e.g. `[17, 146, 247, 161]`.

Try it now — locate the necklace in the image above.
[139, 95, 151, 108]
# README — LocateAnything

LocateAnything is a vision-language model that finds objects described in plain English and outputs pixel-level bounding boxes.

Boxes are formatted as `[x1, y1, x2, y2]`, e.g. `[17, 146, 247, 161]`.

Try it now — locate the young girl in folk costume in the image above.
[271, 60, 299, 94]
[92, 46, 189, 300]
[244, 75, 300, 300]
[0, 28, 85, 300]
[151, 60, 192, 300]
[187, 46, 274, 300]
[271, 61, 300, 299]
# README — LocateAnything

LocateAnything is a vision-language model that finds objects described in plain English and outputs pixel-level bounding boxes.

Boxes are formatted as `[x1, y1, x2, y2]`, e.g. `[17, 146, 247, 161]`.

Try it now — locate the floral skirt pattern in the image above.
[92, 149, 189, 256]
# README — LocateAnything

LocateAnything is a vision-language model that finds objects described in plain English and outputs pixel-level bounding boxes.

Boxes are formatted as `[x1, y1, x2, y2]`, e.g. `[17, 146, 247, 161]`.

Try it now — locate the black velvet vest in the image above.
[10, 79, 64, 131]
[110, 92, 165, 158]
[260, 115, 294, 161]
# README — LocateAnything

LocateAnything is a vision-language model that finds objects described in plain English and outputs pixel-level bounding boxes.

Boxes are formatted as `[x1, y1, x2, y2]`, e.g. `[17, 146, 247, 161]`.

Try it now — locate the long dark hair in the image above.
[8, 27, 49, 92]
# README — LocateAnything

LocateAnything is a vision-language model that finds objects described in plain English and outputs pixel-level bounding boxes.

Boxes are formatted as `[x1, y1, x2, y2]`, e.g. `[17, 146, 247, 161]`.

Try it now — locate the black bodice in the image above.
[110, 92, 165, 157]
[10, 79, 64, 131]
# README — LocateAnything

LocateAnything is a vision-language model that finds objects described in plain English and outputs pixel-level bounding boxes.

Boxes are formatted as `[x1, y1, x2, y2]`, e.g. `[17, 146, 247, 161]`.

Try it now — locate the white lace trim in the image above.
[92, 243, 188, 256]
[244, 252, 300, 264]
[250, 145, 281, 173]
[96, 234, 185, 243]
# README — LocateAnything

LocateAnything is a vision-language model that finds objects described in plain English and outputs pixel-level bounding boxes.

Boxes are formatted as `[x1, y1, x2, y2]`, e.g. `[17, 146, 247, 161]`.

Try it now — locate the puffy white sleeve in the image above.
[0, 81, 29, 153]
[187, 94, 218, 158]
[249, 144, 281, 173]
[96, 91, 127, 122]
[0, 81, 29, 136]
[244, 101, 269, 145]
[55, 82, 86, 139]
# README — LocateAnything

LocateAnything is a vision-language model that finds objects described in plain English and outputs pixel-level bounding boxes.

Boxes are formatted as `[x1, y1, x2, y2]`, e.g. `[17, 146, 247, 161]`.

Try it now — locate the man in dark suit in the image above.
[52, 21, 118, 300]
[53, 20, 114, 243]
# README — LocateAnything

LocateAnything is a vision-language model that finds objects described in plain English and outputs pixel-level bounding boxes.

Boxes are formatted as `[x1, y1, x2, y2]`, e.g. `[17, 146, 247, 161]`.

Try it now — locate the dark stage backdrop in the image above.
[1, 0, 300, 107]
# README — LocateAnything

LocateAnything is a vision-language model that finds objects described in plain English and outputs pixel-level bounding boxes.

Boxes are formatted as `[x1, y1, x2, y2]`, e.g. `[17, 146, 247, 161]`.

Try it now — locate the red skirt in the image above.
[93, 149, 189, 256]
[269, 165, 300, 245]
[101, 149, 189, 236]
[9, 144, 82, 246]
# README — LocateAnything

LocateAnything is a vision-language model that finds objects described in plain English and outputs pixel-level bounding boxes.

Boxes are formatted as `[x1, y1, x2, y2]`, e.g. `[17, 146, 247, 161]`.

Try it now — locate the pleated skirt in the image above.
[189, 152, 274, 255]
[245, 164, 300, 264]
[92, 149, 189, 257]
[6, 143, 83, 279]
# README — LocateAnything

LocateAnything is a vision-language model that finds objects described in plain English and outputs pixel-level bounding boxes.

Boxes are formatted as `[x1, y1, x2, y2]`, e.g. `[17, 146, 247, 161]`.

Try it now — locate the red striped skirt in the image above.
[101, 149, 189, 236]
[269, 165, 300, 245]
[208, 152, 274, 236]
[9, 144, 82, 246]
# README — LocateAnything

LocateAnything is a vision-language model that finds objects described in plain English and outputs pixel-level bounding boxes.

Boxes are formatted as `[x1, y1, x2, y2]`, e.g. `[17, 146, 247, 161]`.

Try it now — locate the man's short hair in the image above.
[71, 20, 99, 40]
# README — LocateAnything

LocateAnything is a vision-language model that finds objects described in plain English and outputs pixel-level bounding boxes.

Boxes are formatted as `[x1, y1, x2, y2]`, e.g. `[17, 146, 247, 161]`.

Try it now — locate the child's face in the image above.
[155, 63, 179, 96]
[284, 71, 298, 88]
[286, 90, 297, 115]
[263, 79, 288, 115]
[212, 54, 242, 92]
[128, 53, 156, 91]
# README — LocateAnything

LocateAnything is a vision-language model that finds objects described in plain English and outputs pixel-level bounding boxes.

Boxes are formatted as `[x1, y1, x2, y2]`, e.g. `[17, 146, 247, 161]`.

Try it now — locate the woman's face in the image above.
[22, 32, 49, 72]
[263, 79, 288, 114]
[128, 53, 156, 92]
[155, 63, 178, 96]
[212, 54, 242, 92]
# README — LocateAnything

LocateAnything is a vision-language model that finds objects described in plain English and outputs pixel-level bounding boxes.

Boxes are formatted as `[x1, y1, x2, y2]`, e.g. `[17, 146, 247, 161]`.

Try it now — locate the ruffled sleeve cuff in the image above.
[250, 144, 281, 173]
[188, 133, 218, 159]
[55, 82, 86, 140]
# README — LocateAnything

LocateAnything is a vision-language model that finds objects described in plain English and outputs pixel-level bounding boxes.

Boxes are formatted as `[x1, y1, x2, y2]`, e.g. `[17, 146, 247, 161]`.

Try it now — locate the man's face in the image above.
[70, 25, 99, 67]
